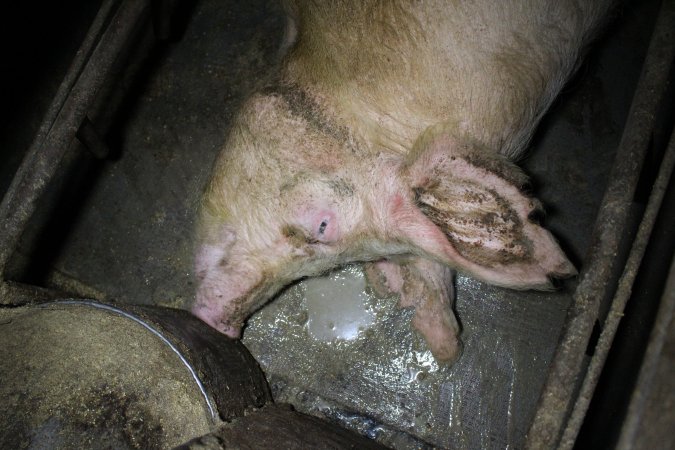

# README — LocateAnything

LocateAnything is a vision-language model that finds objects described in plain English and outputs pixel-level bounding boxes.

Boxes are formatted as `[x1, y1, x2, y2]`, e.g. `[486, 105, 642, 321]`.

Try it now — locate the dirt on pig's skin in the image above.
[193, 0, 612, 362]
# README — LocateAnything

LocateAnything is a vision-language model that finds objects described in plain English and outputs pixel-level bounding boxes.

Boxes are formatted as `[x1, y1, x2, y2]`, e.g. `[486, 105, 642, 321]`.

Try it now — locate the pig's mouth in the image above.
[193, 270, 282, 338]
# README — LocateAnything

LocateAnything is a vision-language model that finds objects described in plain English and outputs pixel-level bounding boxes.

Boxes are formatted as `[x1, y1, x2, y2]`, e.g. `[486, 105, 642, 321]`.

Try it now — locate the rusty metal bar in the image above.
[616, 252, 675, 449]
[526, 0, 675, 447]
[0, 0, 152, 303]
[561, 108, 675, 448]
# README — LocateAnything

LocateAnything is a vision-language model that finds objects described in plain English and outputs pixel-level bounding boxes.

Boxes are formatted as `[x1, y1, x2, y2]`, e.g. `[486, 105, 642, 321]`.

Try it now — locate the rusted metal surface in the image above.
[526, 0, 675, 447]
[0, 0, 151, 302]
[616, 251, 675, 450]
[561, 108, 675, 447]
[123, 303, 273, 420]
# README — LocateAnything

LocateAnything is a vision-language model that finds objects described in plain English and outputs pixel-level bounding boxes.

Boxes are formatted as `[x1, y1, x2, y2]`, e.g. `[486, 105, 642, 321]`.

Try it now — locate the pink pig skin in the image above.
[193, 0, 613, 363]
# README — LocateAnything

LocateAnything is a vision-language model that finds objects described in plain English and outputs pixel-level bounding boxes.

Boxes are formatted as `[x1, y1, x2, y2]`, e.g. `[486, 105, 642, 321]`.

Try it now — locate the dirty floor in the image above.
[0, 0, 664, 448]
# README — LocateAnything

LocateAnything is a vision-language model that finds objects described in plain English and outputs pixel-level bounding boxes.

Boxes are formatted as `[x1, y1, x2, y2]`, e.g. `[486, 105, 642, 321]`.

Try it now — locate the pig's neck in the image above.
[279, 68, 434, 158]
[281, 0, 610, 160]
[282, 56, 562, 162]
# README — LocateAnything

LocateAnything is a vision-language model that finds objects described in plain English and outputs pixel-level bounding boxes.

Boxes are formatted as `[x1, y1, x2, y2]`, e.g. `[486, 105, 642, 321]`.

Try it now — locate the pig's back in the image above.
[282, 0, 613, 158]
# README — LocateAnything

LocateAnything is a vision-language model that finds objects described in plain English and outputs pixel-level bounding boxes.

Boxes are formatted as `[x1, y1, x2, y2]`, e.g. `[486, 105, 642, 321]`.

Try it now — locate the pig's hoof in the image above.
[430, 337, 463, 366]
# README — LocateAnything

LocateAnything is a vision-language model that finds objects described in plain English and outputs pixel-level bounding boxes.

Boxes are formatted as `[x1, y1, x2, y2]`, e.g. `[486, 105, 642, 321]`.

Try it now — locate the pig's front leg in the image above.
[364, 260, 405, 298]
[365, 258, 461, 364]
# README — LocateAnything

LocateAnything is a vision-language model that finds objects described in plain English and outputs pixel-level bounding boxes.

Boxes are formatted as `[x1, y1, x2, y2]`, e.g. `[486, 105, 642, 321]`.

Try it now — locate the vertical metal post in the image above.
[526, 0, 675, 447]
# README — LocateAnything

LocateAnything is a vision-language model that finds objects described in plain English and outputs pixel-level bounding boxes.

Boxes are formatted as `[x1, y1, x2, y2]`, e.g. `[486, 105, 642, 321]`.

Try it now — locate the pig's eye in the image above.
[296, 208, 338, 243]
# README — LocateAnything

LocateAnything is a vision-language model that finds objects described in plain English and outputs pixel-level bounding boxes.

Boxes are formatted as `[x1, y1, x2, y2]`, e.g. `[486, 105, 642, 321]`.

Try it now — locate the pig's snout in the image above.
[192, 300, 243, 338]
[192, 233, 258, 338]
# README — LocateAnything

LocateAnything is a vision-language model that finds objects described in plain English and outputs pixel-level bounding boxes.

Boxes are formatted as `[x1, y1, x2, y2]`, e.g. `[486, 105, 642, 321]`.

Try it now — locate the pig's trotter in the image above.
[396, 258, 462, 365]
[411, 308, 463, 365]
[364, 260, 404, 298]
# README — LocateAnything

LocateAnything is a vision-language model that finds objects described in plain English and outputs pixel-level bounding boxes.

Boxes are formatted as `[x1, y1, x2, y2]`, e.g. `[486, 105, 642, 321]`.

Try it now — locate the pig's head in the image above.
[192, 87, 575, 338]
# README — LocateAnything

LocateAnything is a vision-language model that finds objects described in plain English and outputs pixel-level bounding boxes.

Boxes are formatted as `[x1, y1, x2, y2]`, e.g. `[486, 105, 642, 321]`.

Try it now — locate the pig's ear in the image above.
[396, 132, 576, 290]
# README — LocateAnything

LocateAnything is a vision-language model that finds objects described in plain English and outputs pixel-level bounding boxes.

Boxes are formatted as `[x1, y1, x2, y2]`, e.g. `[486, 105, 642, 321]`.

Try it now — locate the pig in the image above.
[192, 0, 613, 363]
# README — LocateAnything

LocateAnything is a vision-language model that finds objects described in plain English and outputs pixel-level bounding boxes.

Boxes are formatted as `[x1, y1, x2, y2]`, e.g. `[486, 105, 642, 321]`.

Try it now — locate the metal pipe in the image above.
[561, 107, 675, 448]
[526, 0, 675, 447]
[0, 0, 152, 298]
[616, 248, 675, 449]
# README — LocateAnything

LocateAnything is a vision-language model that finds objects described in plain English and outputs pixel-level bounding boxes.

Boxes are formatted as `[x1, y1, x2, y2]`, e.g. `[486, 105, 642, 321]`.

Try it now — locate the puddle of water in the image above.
[303, 266, 376, 342]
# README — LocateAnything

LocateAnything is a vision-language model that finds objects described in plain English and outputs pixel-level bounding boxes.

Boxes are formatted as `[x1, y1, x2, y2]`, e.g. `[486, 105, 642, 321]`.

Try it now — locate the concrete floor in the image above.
[0, 0, 667, 448]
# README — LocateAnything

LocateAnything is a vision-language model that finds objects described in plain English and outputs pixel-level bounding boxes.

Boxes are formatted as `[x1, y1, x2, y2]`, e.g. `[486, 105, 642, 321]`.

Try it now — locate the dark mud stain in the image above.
[65, 384, 165, 450]
[462, 153, 530, 192]
[282, 224, 318, 247]
[415, 184, 534, 266]
[264, 83, 354, 147]
[327, 177, 355, 198]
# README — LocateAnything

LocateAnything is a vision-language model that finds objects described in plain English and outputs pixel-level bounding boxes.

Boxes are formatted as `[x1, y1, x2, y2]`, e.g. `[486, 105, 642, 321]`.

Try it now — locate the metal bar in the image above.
[19, 0, 119, 161]
[561, 109, 675, 448]
[0, 0, 152, 283]
[616, 253, 675, 449]
[0, 0, 119, 273]
[525, 0, 675, 447]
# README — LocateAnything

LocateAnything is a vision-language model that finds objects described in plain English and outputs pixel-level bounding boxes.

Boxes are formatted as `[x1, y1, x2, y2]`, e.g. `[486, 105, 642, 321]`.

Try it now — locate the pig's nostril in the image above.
[318, 220, 328, 234]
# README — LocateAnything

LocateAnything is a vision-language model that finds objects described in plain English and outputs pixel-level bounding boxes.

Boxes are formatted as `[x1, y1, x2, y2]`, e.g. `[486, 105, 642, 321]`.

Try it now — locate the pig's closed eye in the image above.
[296, 208, 339, 243]
[314, 215, 339, 243]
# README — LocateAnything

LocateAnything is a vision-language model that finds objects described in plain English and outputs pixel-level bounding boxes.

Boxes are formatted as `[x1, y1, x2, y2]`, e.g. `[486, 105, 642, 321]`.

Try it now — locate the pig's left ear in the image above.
[395, 132, 576, 290]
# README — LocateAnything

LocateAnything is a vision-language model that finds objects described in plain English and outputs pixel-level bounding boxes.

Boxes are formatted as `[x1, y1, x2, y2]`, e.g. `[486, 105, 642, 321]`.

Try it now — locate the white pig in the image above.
[192, 0, 612, 363]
